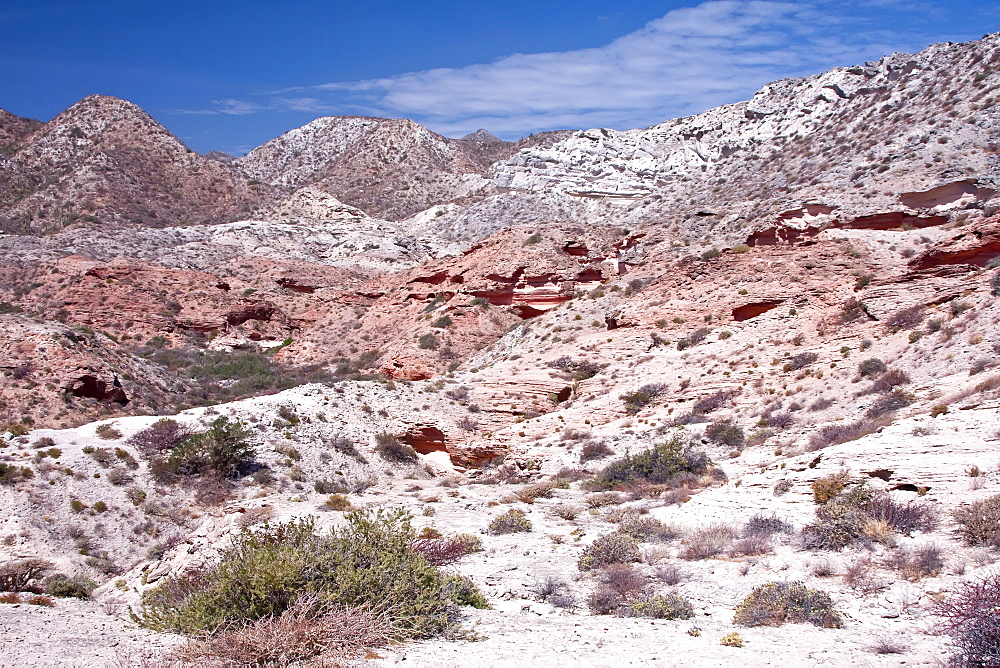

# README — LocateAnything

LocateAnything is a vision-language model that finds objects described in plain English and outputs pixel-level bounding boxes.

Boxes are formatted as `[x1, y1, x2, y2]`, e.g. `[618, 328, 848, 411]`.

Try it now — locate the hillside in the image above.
[0, 32, 999, 668]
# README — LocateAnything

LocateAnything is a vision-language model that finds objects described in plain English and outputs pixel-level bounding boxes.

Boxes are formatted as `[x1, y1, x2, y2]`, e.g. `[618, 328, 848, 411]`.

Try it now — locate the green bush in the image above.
[734, 581, 842, 628]
[431, 316, 452, 329]
[578, 532, 641, 571]
[139, 510, 485, 638]
[43, 574, 96, 599]
[705, 420, 745, 447]
[487, 509, 532, 535]
[155, 417, 255, 478]
[590, 435, 714, 490]
[418, 333, 439, 350]
[626, 594, 694, 619]
[0, 462, 34, 485]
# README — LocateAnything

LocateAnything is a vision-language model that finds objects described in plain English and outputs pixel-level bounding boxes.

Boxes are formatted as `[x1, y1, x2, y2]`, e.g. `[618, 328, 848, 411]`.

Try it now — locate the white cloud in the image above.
[182, 0, 948, 137]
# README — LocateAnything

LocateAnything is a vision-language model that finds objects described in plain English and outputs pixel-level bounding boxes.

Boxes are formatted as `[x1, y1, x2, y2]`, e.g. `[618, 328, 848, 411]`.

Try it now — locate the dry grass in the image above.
[172, 594, 394, 667]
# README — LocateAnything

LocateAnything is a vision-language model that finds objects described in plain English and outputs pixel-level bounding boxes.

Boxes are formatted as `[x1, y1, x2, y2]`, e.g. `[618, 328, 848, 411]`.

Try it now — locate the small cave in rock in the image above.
[402, 426, 447, 455]
[276, 278, 316, 294]
[227, 304, 276, 326]
[68, 375, 129, 406]
[410, 271, 450, 285]
[562, 242, 589, 257]
[513, 303, 547, 319]
[891, 483, 930, 494]
[864, 469, 894, 481]
[732, 301, 782, 321]
[836, 212, 948, 231]
[553, 386, 572, 403]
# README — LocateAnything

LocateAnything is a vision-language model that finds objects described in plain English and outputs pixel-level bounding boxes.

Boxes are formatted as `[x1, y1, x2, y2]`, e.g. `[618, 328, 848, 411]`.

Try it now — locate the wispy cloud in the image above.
[176, 0, 952, 137]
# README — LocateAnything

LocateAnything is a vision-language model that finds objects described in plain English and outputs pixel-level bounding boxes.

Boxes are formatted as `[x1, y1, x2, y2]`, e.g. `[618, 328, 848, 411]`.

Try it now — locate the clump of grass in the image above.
[952, 494, 1000, 548]
[374, 433, 418, 464]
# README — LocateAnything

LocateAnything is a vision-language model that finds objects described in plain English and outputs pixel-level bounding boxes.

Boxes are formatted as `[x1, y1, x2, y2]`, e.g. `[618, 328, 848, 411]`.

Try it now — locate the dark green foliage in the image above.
[620, 383, 667, 414]
[374, 433, 418, 464]
[802, 483, 936, 550]
[418, 333, 439, 350]
[734, 581, 842, 628]
[866, 389, 914, 417]
[705, 420, 745, 447]
[0, 462, 34, 485]
[858, 357, 888, 377]
[547, 356, 603, 380]
[591, 435, 713, 490]
[138, 510, 485, 638]
[783, 352, 819, 372]
[431, 316, 452, 329]
[523, 233, 542, 246]
[43, 574, 96, 599]
[154, 417, 255, 478]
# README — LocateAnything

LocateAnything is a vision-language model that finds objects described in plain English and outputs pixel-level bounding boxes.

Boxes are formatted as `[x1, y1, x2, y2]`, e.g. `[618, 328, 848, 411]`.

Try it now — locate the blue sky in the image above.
[2, 0, 997, 154]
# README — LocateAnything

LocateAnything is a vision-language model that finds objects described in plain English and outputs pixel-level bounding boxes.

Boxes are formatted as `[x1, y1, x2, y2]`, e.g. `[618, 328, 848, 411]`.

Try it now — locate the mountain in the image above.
[0, 95, 269, 234]
[1, 33, 1000, 668]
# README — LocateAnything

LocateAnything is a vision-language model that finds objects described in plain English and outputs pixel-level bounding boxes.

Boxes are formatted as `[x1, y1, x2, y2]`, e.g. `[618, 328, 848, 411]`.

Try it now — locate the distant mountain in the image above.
[0, 95, 269, 234]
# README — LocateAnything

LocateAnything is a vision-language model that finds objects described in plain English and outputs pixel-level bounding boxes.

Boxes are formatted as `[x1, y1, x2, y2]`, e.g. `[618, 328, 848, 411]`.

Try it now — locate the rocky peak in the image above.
[460, 129, 501, 143]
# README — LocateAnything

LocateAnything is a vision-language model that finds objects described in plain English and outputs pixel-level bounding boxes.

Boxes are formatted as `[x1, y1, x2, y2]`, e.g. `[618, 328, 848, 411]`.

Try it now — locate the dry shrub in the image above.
[867, 369, 911, 394]
[680, 524, 735, 560]
[487, 509, 531, 535]
[934, 572, 1000, 667]
[866, 389, 914, 418]
[126, 419, 192, 456]
[865, 493, 938, 534]
[625, 593, 694, 620]
[579, 440, 614, 462]
[516, 480, 556, 503]
[175, 594, 394, 666]
[885, 544, 944, 581]
[734, 581, 842, 628]
[729, 534, 772, 557]
[26, 594, 54, 607]
[812, 471, 852, 504]
[599, 564, 647, 599]
[408, 536, 479, 566]
[0, 592, 19, 604]
[532, 575, 576, 609]
[808, 417, 886, 450]
[550, 504, 583, 520]
[0, 558, 52, 592]
[617, 514, 680, 543]
[741, 514, 793, 539]
[578, 532, 641, 571]
[586, 492, 624, 508]
[952, 494, 1000, 548]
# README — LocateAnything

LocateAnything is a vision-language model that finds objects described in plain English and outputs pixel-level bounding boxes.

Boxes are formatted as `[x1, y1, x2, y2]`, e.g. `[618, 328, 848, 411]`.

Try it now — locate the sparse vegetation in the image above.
[734, 581, 843, 628]
[487, 509, 532, 535]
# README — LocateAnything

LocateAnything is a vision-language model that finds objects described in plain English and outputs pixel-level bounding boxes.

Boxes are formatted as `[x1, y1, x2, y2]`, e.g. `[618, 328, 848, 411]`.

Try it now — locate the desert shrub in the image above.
[705, 420, 745, 447]
[773, 479, 792, 496]
[95, 423, 122, 440]
[26, 594, 54, 607]
[0, 462, 33, 485]
[550, 504, 583, 520]
[578, 532, 641, 571]
[323, 494, 351, 511]
[139, 510, 485, 639]
[620, 383, 668, 414]
[865, 493, 938, 534]
[867, 369, 911, 394]
[154, 417, 255, 478]
[531, 575, 576, 609]
[729, 534, 773, 557]
[886, 544, 944, 580]
[866, 389, 914, 418]
[952, 494, 1000, 548]
[43, 574, 96, 599]
[547, 356, 603, 381]
[625, 593, 694, 620]
[408, 537, 477, 566]
[83, 446, 116, 467]
[812, 471, 852, 504]
[720, 632, 744, 647]
[314, 479, 348, 494]
[887, 305, 924, 329]
[31, 437, 55, 449]
[692, 390, 733, 414]
[680, 524, 735, 560]
[742, 514, 794, 539]
[841, 297, 868, 323]
[431, 316, 452, 329]
[417, 333, 438, 350]
[618, 514, 680, 543]
[175, 593, 394, 667]
[802, 485, 875, 550]
[734, 581, 843, 628]
[591, 435, 713, 491]
[808, 417, 883, 449]
[934, 572, 1000, 667]
[858, 358, 888, 378]
[0, 558, 52, 592]
[580, 440, 614, 462]
[761, 411, 794, 429]
[992, 272, 1000, 297]
[126, 419, 192, 456]
[783, 352, 819, 372]
[515, 480, 556, 503]
[374, 432, 418, 464]
[487, 509, 531, 535]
